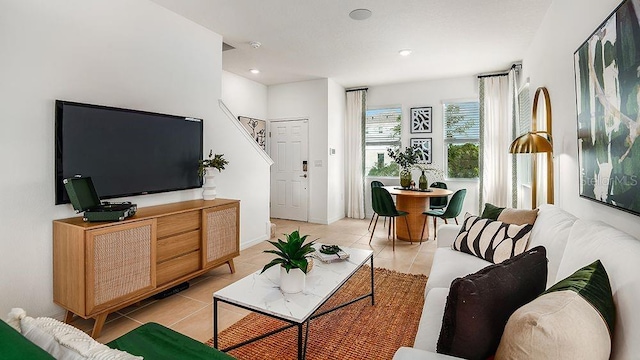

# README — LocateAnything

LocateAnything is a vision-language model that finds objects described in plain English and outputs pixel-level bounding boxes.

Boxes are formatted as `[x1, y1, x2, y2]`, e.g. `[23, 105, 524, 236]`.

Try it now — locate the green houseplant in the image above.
[387, 145, 420, 188]
[199, 150, 229, 200]
[261, 230, 316, 293]
[198, 150, 229, 177]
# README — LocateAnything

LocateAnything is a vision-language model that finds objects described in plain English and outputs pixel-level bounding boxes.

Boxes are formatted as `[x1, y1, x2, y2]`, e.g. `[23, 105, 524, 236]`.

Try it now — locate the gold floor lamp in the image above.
[509, 86, 554, 207]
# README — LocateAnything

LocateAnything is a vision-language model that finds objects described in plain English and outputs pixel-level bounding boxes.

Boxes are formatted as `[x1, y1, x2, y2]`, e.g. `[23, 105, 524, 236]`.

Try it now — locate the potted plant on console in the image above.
[261, 230, 316, 293]
[198, 150, 229, 200]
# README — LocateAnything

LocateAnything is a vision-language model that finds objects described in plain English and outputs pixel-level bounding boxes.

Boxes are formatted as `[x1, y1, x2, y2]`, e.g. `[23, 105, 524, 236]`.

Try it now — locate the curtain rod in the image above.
[346, 87, 368, 92]
[477, 63, 521, 79]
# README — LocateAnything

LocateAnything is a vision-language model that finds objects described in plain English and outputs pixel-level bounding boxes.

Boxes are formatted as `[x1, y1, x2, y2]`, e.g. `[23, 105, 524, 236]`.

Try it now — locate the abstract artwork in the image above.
[410, 107, 432, 133]
[411, 138, 432, 164]
[238, 116, 266, 151]
[574, 0, 640, 216]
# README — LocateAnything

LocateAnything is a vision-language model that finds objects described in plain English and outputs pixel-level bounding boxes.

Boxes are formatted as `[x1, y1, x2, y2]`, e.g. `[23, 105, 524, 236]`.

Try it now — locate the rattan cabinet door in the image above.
[202, 203, 239, 269]
[85, 219, 156, 315]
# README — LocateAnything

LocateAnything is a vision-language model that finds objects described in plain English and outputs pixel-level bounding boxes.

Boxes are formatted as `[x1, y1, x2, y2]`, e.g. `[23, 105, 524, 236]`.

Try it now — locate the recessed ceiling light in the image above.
[349, 9, 372, 20]
[250, 69, 260, 74]
[399, 49, 413, 57]
[249, 41, 261, 49]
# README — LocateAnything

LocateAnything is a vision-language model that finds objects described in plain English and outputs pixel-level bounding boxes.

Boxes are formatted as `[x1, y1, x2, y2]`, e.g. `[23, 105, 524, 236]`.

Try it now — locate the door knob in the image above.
[300, 174, 307, 178]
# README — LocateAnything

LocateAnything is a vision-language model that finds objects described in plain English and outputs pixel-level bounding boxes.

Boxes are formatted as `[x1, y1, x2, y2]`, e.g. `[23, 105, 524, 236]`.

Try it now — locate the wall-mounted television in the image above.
[55, 100, 203, 205]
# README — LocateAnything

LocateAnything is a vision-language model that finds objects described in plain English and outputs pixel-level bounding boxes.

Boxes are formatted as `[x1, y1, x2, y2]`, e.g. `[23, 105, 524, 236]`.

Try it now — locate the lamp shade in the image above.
[509, 132, 553, 154]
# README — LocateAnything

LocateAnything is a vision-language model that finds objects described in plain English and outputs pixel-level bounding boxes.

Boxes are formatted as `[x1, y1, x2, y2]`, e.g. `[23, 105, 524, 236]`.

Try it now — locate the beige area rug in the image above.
[206, 266, 428, 360]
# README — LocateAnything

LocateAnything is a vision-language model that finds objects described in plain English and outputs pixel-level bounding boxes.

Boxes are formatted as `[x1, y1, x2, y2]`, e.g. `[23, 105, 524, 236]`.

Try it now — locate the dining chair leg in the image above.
[433, 217, 437, 240]
[384, 217, 387, 228]
[369, 215, 379, 244]
[368, 213, 377, 231]
[444, 219, 449, 224]
[405, 216, 413, 244]
[388, 218, 392, 238]
[455, 218, 459, 225]
[420, 215, 428, 244]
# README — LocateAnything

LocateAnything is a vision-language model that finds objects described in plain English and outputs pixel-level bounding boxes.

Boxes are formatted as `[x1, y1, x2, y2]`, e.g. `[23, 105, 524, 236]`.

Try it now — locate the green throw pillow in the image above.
[481, 203, 505, 220]
[496, 260, 615, 359]
[544, 259, 615, 334]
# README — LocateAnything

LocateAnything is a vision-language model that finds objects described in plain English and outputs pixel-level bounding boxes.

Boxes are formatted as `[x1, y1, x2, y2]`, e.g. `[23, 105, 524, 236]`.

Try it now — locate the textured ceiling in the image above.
[151, 0, 552, 87]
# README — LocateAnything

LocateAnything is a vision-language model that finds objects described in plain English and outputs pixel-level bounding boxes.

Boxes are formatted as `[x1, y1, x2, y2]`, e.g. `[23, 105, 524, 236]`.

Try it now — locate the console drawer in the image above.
[156, 251, 200, 285]
[156, 211, 201, 239]
[156, 230, 200, 263]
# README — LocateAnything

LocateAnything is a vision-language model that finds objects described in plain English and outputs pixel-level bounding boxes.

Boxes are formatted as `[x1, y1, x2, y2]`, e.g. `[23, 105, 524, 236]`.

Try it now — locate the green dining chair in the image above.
[368, 180, 386, 231]
[421, 189, 467, 240]
[369, 186, 412, 251]
[429, 182, 448, 210]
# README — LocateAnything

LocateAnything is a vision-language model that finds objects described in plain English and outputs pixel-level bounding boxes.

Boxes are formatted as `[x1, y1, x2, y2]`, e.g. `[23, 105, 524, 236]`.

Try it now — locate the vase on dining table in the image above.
[419, 170, 428, 190]
[400, 168, 412, 188]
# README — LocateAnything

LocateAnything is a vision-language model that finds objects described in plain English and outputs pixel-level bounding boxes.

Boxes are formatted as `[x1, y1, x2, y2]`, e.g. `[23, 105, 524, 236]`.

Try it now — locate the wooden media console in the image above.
[53, 199, 240, 338]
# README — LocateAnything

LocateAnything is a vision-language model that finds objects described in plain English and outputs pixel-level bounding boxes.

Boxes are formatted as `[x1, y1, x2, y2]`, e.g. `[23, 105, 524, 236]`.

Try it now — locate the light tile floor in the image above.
[73, 217, 437, 344]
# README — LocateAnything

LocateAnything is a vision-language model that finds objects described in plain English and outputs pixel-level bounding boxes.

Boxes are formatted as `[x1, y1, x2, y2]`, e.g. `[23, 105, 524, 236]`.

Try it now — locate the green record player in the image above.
[63, 176, 137, 222]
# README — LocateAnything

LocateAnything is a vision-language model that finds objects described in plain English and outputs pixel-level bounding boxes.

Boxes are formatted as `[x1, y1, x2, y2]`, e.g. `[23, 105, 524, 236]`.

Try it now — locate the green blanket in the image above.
[107, 322, 235, 360]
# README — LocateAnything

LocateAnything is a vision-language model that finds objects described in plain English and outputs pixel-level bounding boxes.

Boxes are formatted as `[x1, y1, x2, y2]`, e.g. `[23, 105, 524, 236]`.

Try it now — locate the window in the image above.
[365, 107, 401, 177]
[444, 101, 480, 178]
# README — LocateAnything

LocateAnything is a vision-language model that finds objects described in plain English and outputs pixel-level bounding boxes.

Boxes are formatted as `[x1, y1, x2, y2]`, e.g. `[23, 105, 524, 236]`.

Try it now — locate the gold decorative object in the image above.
[509, 87, 554, 207]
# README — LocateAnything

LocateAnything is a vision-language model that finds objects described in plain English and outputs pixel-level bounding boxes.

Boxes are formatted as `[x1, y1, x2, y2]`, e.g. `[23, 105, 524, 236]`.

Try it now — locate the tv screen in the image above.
[55, 100, 203, 205]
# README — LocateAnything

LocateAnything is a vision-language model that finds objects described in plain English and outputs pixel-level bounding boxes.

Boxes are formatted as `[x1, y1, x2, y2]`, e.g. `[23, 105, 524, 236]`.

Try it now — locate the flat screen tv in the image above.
[55, 100, 203, 205]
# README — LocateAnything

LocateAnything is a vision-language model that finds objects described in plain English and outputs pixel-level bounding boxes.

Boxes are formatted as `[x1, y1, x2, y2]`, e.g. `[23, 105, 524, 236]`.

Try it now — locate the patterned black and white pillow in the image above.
[452, 213, 533, 263]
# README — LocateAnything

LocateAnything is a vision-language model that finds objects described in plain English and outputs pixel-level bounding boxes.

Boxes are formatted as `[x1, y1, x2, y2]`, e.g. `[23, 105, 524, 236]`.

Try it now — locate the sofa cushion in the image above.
[556, 219, 640, 360]
[453, 214, 533, 264]
[527, 204, 576, 287]
[413, 288, 449, 352]
[480, 203, 504, 220]
[496, 260, 614, 359]
[19, 315, 141, 360]
[436, 246, 547, 360]
[424, 248, 491, 295]
[497, 207, 538, 226]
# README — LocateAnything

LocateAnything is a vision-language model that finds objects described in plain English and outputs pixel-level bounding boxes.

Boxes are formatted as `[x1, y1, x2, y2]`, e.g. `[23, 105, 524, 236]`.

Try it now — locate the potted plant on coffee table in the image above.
[261, 230, 316, 293]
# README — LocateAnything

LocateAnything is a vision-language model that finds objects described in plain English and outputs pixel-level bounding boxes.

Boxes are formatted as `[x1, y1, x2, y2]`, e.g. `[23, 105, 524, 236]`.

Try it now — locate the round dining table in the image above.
[382, 186, 453, 242]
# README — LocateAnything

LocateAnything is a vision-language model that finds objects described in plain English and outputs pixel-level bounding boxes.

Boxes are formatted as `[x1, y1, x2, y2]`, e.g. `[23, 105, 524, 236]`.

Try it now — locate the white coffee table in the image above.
[213, 245, 374, 360]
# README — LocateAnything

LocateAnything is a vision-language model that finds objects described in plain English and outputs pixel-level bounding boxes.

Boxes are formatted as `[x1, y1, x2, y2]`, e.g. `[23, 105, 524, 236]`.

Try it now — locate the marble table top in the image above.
[213, 244, 373, 323]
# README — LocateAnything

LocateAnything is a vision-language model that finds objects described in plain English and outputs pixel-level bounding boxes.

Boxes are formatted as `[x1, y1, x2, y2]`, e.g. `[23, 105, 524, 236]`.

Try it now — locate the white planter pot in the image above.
[202, 167, 217, 200]
[280, 267, 305, 293]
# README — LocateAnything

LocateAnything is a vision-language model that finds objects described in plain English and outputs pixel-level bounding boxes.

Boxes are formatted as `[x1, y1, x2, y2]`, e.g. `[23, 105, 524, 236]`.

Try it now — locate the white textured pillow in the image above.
[20, 316, 141, 360]
[496, 291, 611, 360]
[452, 213, 533, 264]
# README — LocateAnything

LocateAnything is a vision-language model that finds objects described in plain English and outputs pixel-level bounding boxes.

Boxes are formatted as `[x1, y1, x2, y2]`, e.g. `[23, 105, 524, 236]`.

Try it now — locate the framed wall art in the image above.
[410, 138, 432, 164]
[574, 0, 640, 216]
[238, 116, 266, 151]
[410, 106, 432, 133]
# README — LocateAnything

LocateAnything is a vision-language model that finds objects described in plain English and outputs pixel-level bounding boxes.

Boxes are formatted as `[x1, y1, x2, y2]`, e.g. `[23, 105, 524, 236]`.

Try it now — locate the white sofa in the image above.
[394, 204, 640, 360]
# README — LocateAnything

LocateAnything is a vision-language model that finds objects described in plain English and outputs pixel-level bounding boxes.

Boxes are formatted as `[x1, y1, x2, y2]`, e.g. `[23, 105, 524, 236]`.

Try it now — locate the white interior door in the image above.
[270, 119, 309, 221]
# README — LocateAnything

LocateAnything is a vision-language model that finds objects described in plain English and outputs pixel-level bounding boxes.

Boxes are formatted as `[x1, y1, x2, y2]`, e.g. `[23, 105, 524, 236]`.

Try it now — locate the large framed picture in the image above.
[410, 107, 432, 133]
[238, 116, 266, 151]
[574, 0, 640, 216]
[410, 138, 432, 164]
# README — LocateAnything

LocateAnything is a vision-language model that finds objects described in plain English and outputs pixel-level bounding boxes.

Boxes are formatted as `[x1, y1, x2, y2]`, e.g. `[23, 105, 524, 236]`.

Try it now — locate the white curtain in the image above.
[480, 69, 516, 208]
[345, 90, 366, 219]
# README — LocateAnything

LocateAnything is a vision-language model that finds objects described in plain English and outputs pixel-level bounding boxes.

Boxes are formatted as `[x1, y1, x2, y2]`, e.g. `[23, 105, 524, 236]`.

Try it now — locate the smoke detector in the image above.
[349, 9, 372, 20]
[249, 41, 262, 49]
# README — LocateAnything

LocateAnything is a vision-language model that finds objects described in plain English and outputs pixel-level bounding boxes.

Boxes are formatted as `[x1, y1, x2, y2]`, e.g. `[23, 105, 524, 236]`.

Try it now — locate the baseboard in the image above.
[241, 233, 269, 250]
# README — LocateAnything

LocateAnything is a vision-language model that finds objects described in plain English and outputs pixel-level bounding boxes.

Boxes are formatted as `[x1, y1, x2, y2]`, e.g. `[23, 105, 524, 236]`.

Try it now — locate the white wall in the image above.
[221, 71, 272, 247]
[327, 79, 346, 223]
[0, 0, 243, 318]
[222, 71, 268, 120]
[523, 0, 640, 239]
[268, 79, 330, 224]
[366, 76, 480, 218]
